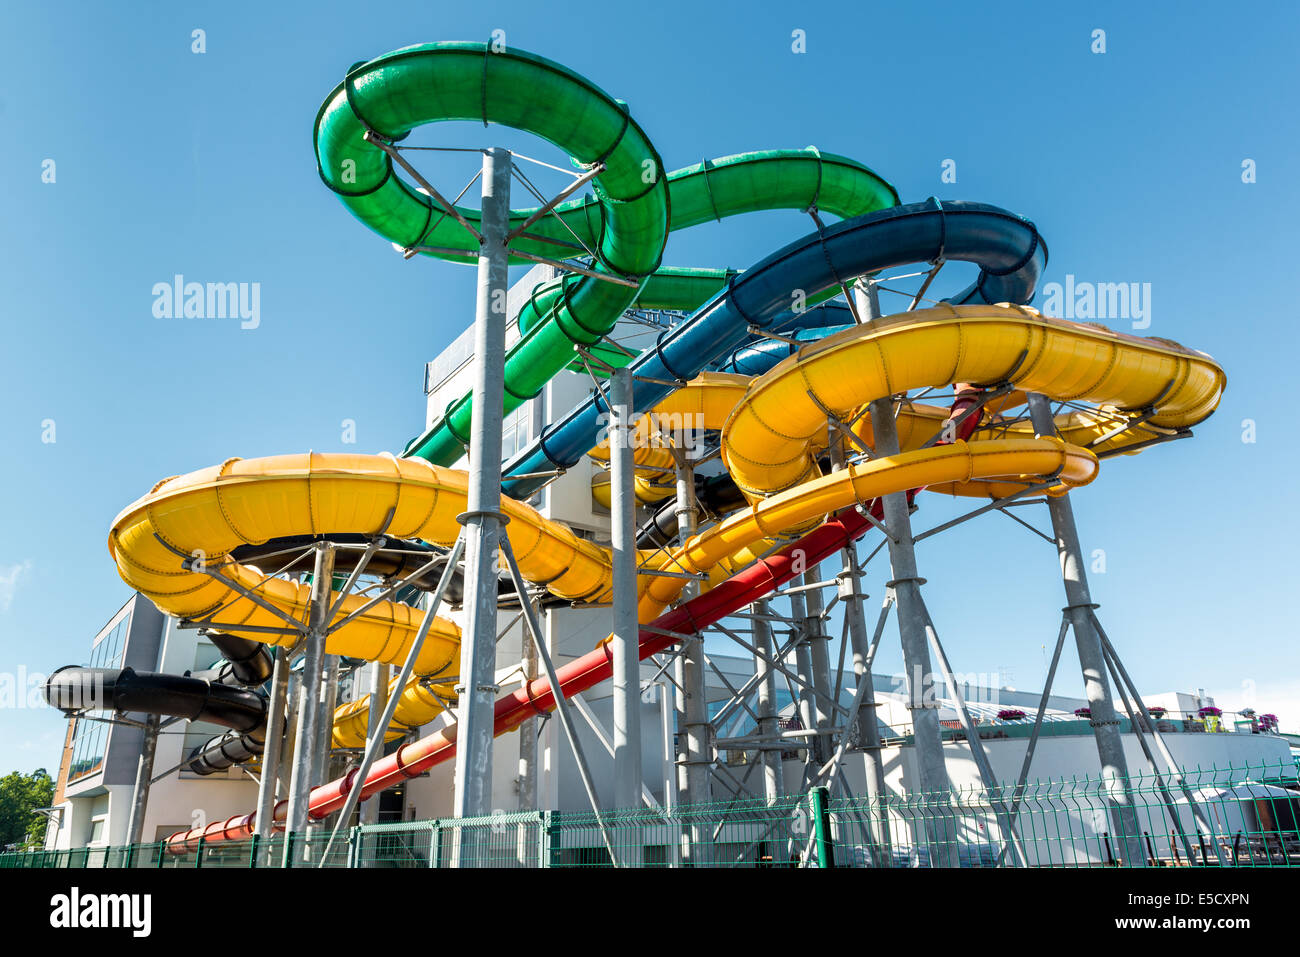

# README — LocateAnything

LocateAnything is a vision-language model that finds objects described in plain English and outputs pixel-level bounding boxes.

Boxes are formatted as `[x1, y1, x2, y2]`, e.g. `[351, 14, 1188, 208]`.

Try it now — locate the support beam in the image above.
[125, 714, 159, 846]
[841, 554, 891, 865]
[609, 366, 642, 812]
[569, 696, 660, 810]
[255, 647, 291, 844]
[750, 600, 784, 804]
[828, 396, 890, 862]
[358, 661, 389, 826]
[277, 671, 298, 807]
[670, 446, 710, 866]
[497, 538, 620, 866]
[284, 543, 335, 865]
[801, 567, 836, 767]
[318, 536, 465, 867]
[313, 652, 340, 791]
[1025, 391, 1146, 868]
[516, 613, 538, 812]
[671, 449, 711, 808]
[789, 589, 825, 788]
[868, 395, 956, 866]
[453, 146, 512, 824]
[852, 277, 881, 323]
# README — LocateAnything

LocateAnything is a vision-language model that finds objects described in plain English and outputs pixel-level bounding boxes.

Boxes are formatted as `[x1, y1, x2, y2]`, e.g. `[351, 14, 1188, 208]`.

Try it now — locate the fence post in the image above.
[542, 810, 562, 868]
[811, 786, 835, 868]
[195, 835, 205, 869]
[249, 834, 260, 869]
[430, 822, 442, 868]
[346, 826, 360, 869]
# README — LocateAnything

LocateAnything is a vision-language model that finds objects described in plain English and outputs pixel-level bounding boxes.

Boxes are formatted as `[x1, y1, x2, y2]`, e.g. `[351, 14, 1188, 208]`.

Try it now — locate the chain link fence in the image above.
[6, 760, 1297, 869]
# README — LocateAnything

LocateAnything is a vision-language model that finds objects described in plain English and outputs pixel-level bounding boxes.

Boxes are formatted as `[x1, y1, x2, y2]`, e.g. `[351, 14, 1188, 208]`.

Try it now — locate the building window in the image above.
[500, 401, 532, 462]
[67, 612, 132, 782]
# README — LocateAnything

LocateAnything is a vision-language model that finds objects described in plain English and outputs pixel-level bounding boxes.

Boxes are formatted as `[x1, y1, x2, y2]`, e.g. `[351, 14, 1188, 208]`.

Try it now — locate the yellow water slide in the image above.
[106, 305, 1224, 747]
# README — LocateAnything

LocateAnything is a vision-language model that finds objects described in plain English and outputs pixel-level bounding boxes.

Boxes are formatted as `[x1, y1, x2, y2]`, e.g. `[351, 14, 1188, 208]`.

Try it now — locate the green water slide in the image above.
[313, 42, 897, 466]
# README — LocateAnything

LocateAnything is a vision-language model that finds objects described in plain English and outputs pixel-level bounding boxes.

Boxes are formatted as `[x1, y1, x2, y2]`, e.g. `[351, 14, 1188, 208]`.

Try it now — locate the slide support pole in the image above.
[126, 714, 159, 846]
[254, 646, 290, 844]
[840, 546, 890, 865]
[838, 285, 890, 863]
[498, 538, 620, 866]
[611, 366, 644, 825]
[802, 569, 835, 765]
[454, 146, 513, 825]
[516, 613, 538, 811]
[1025, 391, 1146, 867]
[751, 599, 784, 805]
[790, 589, 822, 776]
[285, 542, 335, 865]
[671, 446, 711, 864]
[868, 395, 957, 867]
[359, 662, 390, 827]
[313, 653, 340, 788]
[319, 536, 465, 867]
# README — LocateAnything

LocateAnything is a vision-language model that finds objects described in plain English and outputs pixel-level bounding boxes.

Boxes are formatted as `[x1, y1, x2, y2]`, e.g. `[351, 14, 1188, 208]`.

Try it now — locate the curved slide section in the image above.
[314, 42, 896, 467]
[45, 666, 265, 730]
[164, 299, 1226, 850]
[44, 666, 268, 775]
[133, 44, 1231, 850]
[501, 199, 1048, 500]
[723, 303, 1225, 500]
[108, 455, 625, 676]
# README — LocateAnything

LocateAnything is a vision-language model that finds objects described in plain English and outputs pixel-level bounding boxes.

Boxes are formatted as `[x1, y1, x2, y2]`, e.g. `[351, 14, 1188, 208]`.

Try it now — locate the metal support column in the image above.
[1025, 391, 1146, 867]
[670, 447, 710, 867]
[852, 277, 881, 324]
[254, 646, 291, 841]
[318, 537, 465, 867]
[498, 538, 621, 866]
[801, 567, 835, 765]
[868, 396, 956, 865]
[610, 366, 642, 811]
[359, 661, 389, 826]
[868, 400, 949, 790]
[125, 714, 159, 845]
[671, 448, 711, 807]
[828, 383, 890, 861]
[516, 621, 538, 811]
[840, 546, 890, 862]
[789, 589, 822, 775]
[284, 543, 335, 864]
[313, 652, 340, 789]
[278, 670, 298, 803]
[453, 146, 512, 822]
[751, 599, 784, 804]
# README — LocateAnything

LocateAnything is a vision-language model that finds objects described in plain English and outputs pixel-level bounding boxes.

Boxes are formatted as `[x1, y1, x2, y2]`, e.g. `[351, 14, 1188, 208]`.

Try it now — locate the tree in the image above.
[0, 769, 55, 849]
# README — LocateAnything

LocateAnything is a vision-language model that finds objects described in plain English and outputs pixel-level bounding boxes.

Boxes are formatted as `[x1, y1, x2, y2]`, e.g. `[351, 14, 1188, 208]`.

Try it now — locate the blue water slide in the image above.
[501, 198, 1048, 499]
[713, 302, 856, 375]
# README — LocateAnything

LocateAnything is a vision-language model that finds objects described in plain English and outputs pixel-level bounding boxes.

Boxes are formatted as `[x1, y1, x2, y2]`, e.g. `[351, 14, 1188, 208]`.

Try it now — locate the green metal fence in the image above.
[5, 761, 1297, 869]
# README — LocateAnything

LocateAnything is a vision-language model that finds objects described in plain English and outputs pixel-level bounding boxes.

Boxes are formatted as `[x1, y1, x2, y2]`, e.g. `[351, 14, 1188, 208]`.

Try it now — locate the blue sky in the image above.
[1, 0, 1297, 774]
